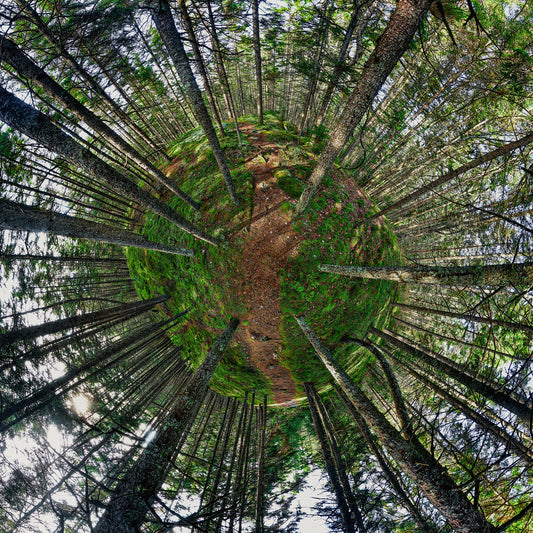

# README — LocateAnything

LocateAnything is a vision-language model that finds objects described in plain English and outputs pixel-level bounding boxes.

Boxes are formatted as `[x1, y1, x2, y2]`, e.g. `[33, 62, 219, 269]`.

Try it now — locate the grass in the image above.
[127, 124, 269, 399]
[279, 175, 400, 391]
[126, 113, 400, 401]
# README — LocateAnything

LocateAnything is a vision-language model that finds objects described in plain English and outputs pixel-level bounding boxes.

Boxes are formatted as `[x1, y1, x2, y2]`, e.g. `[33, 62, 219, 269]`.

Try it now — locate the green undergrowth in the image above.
[127, 113, 400, 402]
[127, 123, 268, 399]
[279, 176, 400, 392]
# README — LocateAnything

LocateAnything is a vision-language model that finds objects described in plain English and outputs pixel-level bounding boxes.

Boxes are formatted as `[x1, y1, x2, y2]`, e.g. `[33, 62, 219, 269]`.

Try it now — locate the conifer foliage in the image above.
[1, 0, 533, 531]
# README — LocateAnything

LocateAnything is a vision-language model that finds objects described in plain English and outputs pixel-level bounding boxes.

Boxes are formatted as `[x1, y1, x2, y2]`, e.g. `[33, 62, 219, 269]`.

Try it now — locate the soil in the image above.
[230, 123, 303, 405]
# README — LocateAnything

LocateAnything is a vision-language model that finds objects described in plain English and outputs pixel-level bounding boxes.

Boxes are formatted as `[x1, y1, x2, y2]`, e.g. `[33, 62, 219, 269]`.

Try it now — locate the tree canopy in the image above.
[1, 0, 533, 531]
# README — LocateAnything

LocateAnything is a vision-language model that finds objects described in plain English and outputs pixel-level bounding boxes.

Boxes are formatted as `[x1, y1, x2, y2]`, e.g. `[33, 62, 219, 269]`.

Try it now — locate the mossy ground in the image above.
[126, 113, 401, 401]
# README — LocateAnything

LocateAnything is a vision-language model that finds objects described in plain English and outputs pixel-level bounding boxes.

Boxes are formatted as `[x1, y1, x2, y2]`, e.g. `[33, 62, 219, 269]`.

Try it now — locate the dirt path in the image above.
[231, 124, 303, 404]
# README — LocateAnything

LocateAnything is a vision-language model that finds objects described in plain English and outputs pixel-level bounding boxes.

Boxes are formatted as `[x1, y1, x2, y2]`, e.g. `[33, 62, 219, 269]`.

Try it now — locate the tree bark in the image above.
[295, 0, 432, 214]
[0, 199, 194, 257]
[0, 86, 217, 245]
[94, 317, 239, 533]
[319, 262, 533, 287]
[295, 316, 496, 533]
[0, 295, 168, 348]
[150, 0, 239, 205]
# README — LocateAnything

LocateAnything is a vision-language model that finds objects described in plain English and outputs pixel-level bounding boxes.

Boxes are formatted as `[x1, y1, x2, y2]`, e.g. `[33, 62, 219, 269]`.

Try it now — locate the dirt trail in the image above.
[231, 124, 303, 405]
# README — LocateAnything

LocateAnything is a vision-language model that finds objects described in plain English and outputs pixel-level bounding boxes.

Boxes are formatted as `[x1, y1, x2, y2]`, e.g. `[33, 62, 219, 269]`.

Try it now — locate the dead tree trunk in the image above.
[319, 262, 533, 287]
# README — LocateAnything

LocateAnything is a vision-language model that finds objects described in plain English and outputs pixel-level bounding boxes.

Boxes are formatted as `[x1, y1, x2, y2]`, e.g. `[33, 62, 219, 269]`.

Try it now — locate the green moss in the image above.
[275, 169, 304, 199]
[279, 177, 400, 390]
[127, 115, 399, 402]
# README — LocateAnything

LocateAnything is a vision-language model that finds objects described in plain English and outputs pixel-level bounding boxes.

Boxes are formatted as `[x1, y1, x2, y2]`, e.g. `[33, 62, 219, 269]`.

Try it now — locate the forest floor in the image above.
[230, 123, 301, 405]
[128, 115, 398, 404]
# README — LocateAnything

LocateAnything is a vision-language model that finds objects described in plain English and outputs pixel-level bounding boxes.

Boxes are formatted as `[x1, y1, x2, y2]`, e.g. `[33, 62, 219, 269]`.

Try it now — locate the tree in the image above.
[251, 0, 264, 124]
[295, 0, 433, 213]
[0, 198, 194, 256]
[93, 317, 239, 532]
[0, 294, 168, 347]
[296, 315, 496, 532]
[319, 262, 533, 286]
[148, 0, 239, 205]
[0, 36, 200, 209]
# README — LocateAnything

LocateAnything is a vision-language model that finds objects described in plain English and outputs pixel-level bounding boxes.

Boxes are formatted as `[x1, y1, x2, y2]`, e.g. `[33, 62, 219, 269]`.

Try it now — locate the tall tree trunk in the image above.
[237, 390, 255, 533]
[0, 86, 216, 244]
[370, 131, 533, 220]
[203, 0, 243, 146]
[0, 295, 168, 348]
[333, 384, 438, 533]
[370, 327, 533, 425]
[305, 383, 356, 533]
[177, 0, 225, 136]
[0, 253, 125, 264]
[132, 19, 197, 132]
[215, 392, 248, 533]
[393, 316, 526, 361]
[348, 338, 413, 438]
[295, 316, 496, 533]
[307, 383, 367, 532]
[390, 354, 533, 467]
[297, 0, 331, 137]
[319, 262, 533, 287]
[316, 2, 366, 126]
[199, 397, 236, 530]
[150, 0, 239, 204]
[93, 317, 239, 533]
[0, 199, 194, 257]
[295, 0, 432, 214]
[252, 0, 263, 124]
